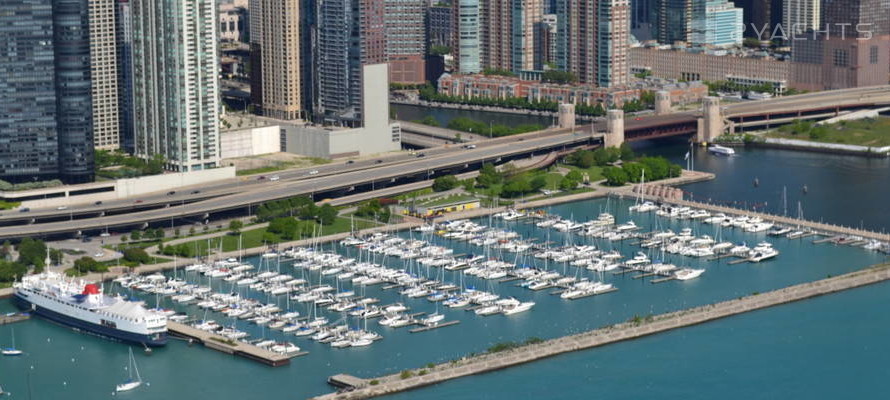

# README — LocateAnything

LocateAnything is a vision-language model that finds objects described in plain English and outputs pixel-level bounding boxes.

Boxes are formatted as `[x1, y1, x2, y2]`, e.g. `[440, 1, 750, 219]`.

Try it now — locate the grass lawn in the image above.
[178, 217, 380, 255]
[0, 282, 11, 289]
[563, 165, 605, 183]
[767, 117, 890, 147]
[417, 194, 480, 207]
[235, 157, 331, 176]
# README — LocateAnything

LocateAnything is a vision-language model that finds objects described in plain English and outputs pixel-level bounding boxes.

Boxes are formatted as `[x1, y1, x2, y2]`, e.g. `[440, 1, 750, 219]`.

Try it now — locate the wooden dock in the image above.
[167, 322, 295, 367]
[409, 320, 460, 333]
[651, 276, 676, 284]
[0, 313, 29, 326]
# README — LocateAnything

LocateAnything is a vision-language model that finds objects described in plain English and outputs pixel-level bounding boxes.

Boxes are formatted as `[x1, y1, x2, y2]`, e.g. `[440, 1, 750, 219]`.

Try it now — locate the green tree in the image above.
[228, 220, 244, 234]
[500, 176, 532, 198]
[603, 166, 629, 186]
[122, 248, 152, 264]
[432, 175, 460, 192]
[49, 248, 64, 266]
[529, 175, 548, 191]
[0, 240, 12, 260]
[476, 163, 502, 188]
[130, 230, 142, 241]
[0, 261, 27, 282]
[559, 176, 578, 190]
[73, 257, 107, 274]
[317, 204, 337, 225]
[619, 143, 635, 160]
[268, 217, 299, 240]
[541, 70, 578, 84]
[17, 238, 47, 271]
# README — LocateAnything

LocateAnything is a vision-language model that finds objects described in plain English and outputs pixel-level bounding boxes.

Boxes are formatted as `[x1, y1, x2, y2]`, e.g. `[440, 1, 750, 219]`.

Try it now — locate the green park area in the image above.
[767, 118, 890, 147]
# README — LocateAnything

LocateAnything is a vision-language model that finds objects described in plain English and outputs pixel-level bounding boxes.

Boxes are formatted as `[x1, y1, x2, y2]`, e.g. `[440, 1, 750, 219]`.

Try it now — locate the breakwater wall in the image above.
[310, 261, 890, 400]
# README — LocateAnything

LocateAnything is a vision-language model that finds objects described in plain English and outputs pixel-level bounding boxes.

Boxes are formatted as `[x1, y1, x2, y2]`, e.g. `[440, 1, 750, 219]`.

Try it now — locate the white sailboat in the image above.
[1, 330, 22, 356]
[115, 347, 143, 392]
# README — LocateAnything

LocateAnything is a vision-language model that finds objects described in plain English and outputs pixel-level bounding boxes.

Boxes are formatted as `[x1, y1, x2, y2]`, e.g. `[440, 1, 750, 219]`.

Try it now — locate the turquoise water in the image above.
[1, 195, 886, 399]
[387, 280, 890, 399]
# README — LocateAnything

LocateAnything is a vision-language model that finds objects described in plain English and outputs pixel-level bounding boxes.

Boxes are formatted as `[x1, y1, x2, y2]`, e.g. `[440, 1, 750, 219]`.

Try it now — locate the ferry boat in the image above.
[13, 272, 167, 346]
[708, 144, 736, 156]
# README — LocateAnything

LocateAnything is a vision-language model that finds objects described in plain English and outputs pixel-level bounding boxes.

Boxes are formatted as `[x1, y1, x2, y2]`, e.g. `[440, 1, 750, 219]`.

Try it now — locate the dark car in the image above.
[167, 191, 176, 195]
[375, 160, 383, 164]
[81, 236, 92, 243]
[416, 153, 426, 158]
[134, 200, 143, 204]
[191, 190, 201, 194]
[346, 160, 355, 164]
[19, 207, 30, 213]
[94, 201, 103, 206]
[257, 176, 266, 180]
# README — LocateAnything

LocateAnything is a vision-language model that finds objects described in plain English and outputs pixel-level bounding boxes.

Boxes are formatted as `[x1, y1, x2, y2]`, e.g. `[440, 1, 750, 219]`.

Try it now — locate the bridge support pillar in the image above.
[558, 104, 576, 130]
[697, 96, 723, 143]
[655, 91, 672, 115]
[604, 109, 625, 148]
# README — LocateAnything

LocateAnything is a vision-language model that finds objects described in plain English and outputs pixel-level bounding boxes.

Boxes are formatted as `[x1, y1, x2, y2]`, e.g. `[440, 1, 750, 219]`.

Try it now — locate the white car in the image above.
[308, 170, 319, 175]
[270, 175, 280, 181]
[99, 232, 111, 237]
[57, 206, 68, 210]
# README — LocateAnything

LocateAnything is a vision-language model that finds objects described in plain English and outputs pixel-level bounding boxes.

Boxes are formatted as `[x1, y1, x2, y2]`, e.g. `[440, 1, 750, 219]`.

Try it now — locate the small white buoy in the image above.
[71, 358, 75, 362]
[146, 382, 151, 387]
[81, 346, 84, 350]
[47, 338, 51, 342]
[63, 381, 67, 386]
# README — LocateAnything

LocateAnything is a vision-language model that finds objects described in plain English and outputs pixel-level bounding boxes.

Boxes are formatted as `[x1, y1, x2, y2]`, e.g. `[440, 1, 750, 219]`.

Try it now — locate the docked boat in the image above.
[13, 272, 167, 346]
[748, 243, 779, 262]
[708, 144, 736, 156]
[115, 348, 143, 392]
[674, 268, 705, 281]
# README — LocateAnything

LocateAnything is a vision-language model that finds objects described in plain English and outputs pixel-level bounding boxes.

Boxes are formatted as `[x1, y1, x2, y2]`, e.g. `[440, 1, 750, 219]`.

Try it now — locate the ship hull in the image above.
[13, 294, 167, 347]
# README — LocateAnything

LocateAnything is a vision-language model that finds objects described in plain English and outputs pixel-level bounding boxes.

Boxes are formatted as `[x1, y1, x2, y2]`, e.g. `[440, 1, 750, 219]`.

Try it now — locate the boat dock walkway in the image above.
[167, 322, 296, 367]
[310, 261, 890, 400]
[0, 313, 29, 326]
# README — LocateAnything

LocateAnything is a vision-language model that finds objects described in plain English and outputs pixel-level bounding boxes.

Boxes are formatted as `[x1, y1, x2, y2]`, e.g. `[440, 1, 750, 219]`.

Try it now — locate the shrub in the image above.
[369, 380, 380, 386]
[122, 248, 152, 264]
[432, 175, 460, 192]
[418, 370, 428, 376]
[400, 370, 414, 379]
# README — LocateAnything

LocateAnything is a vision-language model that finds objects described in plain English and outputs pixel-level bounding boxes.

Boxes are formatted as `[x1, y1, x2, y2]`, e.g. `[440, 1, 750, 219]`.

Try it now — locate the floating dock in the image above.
[409, 320, 460, 333]
[167, 322, 297, 367]
[0, 313, 29, 326]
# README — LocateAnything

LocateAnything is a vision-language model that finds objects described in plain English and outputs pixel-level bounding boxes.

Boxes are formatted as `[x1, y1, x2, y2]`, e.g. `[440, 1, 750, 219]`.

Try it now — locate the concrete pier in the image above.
[167, 321, 295, 367]
[0, 312, 29, 326]
[310, 262, 890, 400]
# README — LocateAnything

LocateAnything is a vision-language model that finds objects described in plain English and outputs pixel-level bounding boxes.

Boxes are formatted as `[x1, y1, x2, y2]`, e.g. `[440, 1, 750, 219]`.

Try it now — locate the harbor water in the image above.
[1, 193, 886, 399]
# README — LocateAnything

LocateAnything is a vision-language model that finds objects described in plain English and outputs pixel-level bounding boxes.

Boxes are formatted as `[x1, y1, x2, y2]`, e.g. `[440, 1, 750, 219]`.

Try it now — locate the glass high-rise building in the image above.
[131, 0, 221, 171]
[691, 0, 744, 47]
[0, 0, 94, 183]
[455, 0, 481, 73]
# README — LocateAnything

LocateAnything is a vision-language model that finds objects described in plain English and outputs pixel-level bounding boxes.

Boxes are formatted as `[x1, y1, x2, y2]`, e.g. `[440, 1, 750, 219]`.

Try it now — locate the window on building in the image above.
[833, 49, 849, 67]
[870, 46, 879, 64]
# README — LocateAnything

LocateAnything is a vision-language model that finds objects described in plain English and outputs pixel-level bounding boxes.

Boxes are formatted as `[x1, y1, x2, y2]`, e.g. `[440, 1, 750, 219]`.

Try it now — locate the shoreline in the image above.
[310, 262, 890, 400]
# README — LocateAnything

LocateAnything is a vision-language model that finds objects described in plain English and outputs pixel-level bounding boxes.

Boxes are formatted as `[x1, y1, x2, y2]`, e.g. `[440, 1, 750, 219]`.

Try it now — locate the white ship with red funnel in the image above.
[13, 272, 167, 346]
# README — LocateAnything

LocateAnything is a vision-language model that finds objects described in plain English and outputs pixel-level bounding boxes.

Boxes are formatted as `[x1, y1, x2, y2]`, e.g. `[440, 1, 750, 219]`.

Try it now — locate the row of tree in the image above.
[565, 145, 635, 168]
[602, 156, 682, 186]
[446, 117, 543, 138]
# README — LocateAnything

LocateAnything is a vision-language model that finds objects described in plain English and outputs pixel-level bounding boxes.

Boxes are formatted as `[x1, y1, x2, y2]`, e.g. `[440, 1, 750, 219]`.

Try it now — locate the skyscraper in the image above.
[512, 0, 542, 72]
[453, 0, 481, 73]
[116, 0, 135, 153]
[653, 0, 693, 44]
[131, 0, 221, 171]
[556, 0, 629, 87]
[385, 0, 428, 83]
[315, 0, 386, 126]
[427, 4, 453, 50]
[250, 0, 304, 120]
[691, 0, 744, 47]
[88, 0, 120, 150]
[480, 0, 512, 71]
[54, 0, 96, 183]
[1, 0, 96, 183]
[783, 0, 820, 37]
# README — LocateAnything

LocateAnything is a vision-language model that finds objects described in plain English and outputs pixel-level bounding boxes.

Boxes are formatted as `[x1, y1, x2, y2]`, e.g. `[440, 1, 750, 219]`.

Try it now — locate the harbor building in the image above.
[398, 195, 481, 217]
[249, 0, 305, 120]
[131, 0, 221, 171]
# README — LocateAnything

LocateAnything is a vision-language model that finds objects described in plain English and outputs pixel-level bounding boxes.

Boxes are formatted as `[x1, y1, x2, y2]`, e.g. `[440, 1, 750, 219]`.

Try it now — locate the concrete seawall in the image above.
[310, 262, 890, 400]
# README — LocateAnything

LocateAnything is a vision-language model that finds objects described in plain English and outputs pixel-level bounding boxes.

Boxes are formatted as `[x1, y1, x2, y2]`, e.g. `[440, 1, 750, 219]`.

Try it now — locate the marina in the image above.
[1, 147, 889, 399]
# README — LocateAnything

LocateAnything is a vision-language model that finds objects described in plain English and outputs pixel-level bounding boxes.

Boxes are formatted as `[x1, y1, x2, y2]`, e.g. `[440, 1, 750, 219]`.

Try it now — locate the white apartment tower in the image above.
[783, 0, 820, 37]
[131, 0, 221, 171]
[88, 0, 121, 149]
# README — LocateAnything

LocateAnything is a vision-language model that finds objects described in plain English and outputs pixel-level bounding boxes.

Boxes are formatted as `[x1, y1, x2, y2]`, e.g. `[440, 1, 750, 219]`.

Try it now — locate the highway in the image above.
[0, 131, 592, 238]
[4, 85, 889, 239]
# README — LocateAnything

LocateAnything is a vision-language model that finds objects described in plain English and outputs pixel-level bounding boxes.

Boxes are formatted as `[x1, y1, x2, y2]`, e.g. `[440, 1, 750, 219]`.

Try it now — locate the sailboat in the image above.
[1, 330, 22, 356]
[115, 348, 143, 392]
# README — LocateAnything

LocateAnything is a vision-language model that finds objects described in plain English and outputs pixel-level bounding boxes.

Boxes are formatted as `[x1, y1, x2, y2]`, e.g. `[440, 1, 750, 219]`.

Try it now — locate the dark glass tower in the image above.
[0, 0, 93, 183]
[53, 0, 94, 183]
